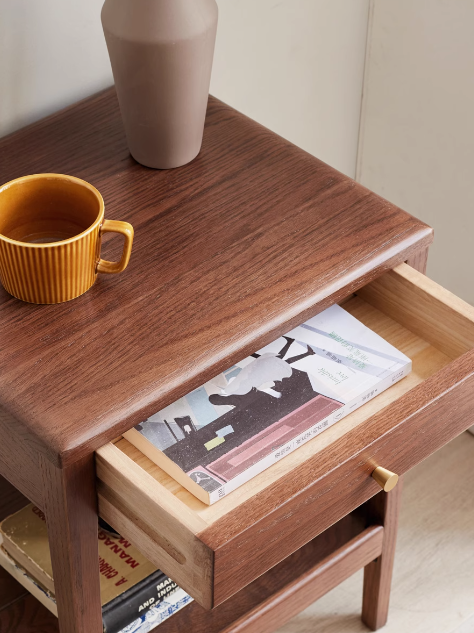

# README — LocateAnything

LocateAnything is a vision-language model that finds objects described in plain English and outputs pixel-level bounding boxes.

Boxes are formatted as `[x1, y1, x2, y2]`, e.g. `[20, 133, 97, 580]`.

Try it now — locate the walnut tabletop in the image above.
[0, 88, 432, 468]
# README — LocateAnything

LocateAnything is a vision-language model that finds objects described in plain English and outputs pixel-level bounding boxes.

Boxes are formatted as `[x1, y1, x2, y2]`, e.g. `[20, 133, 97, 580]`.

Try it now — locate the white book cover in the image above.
[125, 305, 411, 504]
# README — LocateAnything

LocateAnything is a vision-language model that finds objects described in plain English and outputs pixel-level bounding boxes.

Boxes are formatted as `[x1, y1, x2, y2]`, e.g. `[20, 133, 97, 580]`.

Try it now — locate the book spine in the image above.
[0, 542, 189, 633]
[119, 589, 193, 633]
[207, 362, 412, 503]
[103, 573, 178, 633]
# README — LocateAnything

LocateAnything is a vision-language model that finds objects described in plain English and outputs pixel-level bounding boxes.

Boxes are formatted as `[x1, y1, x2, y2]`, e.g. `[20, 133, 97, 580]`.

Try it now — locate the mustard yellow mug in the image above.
[0, 174, 134, 304]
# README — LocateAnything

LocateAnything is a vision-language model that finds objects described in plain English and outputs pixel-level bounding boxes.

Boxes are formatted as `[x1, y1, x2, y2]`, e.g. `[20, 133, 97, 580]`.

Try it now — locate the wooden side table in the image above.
[0, 89, 473, 633]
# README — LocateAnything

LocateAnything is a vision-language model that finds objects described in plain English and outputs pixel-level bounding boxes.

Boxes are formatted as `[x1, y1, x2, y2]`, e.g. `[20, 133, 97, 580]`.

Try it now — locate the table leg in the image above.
[40, 454, 102, 633]
[406, 247, 429, 274]
[361, 478, 403, 630]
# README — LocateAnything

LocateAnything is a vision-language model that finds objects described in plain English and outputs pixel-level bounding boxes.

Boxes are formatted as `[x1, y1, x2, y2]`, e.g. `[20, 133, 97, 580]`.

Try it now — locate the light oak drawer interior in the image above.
[96, 263, 474, 608]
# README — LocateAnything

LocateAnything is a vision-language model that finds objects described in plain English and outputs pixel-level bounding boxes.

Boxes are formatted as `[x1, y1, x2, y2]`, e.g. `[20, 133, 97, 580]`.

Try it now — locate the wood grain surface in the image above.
[96, 442, 213, 608]
[0, 408, 43, 508]
[0, 515, 383, 633]
[0, 593, 58, 633]
[0, 476, 28, 522]
[40, 455, 102, 633]
[97, 265, 474, 606]
[358, 264, 474, 359]
[0, 88, 433, 467]
[406, 247, 429, 274]
[155, 514, 380, 633]
[0, 567, 28, 615]
[362, 483, 403, 630]
[202, 268, 474, 604]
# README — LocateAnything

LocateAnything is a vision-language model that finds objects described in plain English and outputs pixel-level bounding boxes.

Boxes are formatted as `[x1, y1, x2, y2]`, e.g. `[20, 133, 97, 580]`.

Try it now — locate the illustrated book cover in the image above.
[0, 504, 179, 633]
[124, 305, 412, 504]
[0, 543, 192, 633]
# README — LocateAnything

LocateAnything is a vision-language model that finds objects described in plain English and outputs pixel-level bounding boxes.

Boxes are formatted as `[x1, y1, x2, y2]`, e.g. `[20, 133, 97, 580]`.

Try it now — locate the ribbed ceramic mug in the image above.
[0, 174, 134, 304]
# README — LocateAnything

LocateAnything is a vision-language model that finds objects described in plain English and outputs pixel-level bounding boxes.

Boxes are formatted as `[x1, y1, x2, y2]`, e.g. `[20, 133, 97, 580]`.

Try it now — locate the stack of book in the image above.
[0, 504, 192, 633]
[125, 304, 412, 504]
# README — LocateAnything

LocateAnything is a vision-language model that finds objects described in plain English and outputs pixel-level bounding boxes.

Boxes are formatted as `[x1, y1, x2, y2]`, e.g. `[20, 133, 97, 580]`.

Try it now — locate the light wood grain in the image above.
[110, 292, 449, 527]
[358, 263, 474, 359]
[98, 265, 474, 607]
[96, 442, 213, 608]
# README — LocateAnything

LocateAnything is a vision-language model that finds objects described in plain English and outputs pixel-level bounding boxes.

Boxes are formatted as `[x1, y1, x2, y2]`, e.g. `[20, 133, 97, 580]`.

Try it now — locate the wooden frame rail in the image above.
[156, 499, 398, 633]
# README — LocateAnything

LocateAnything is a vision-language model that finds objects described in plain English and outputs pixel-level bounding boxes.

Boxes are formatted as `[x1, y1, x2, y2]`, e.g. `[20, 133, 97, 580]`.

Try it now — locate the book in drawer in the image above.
[96, 264, 474, 609]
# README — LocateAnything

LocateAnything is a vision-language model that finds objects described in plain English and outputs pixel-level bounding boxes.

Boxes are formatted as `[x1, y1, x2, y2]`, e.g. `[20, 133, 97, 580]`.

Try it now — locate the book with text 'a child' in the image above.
[0, 504, 180, 633]
[124, 305, 411, 505]
[0, 544, 192, 633]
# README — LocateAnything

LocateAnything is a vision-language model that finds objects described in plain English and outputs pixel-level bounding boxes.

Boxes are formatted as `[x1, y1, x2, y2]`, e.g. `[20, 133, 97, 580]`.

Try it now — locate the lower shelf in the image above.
[0, 508, 383, 633]
[155, 514, 383, 633]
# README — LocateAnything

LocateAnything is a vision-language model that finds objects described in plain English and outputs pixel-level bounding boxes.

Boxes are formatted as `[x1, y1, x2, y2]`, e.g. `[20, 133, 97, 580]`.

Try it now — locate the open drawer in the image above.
[96, 263, 474, 609]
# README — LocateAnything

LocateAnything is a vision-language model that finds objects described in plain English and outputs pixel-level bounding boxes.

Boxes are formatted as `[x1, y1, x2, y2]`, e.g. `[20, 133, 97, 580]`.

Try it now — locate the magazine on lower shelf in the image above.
[124, 304, 412, 504]
[0, 504, 190, 633]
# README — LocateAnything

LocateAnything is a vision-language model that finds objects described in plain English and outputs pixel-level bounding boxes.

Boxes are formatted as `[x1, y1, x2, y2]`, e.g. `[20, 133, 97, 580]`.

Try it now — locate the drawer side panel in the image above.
[96, 443, 213, 608]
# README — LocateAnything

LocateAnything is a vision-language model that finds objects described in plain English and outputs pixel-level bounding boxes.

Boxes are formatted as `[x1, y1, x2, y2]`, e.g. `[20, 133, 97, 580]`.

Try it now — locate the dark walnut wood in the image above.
[0, 409, 43, 508]
[0, 475, 28, 522]
[406, 248, 429, 274]
[156, 513, 382, 633]
[362, 483, 403, 630]
[0, 567, 28, 614]
[0, 88, 432, 469]
[40, 455, 102, 633]
[0, 593, 58, 633]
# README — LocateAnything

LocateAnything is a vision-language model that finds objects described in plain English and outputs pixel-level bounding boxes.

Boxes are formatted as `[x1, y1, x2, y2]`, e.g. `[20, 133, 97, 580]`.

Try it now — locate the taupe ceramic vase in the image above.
[102, 0, 218, 170]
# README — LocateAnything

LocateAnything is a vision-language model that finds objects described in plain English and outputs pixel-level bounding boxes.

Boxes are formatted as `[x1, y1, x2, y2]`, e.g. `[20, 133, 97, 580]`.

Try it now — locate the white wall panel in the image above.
[358, 0, 474, 303]
[0, 0, 369, 177]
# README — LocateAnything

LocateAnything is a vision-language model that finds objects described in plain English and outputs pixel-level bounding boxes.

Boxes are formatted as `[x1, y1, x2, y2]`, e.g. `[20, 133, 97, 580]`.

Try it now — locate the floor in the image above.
[1, 433, 474, 633]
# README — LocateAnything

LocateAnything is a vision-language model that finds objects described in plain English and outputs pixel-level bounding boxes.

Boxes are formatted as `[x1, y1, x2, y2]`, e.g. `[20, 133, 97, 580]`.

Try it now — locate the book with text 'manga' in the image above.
[0, 504, 180, 633]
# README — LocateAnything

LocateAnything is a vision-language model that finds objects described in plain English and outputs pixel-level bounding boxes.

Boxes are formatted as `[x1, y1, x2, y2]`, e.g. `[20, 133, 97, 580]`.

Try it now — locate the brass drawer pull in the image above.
[372, 467, 399, 492]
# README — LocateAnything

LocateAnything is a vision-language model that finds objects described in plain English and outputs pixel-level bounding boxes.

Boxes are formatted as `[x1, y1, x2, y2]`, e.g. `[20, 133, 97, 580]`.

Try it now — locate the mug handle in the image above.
[96, 220, 134, 274]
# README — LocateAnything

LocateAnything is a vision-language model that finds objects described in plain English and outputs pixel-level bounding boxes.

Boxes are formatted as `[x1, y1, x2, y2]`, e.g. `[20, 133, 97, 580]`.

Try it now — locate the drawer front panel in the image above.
[202, 351, 474, 605]
[96, 265, 474, 608]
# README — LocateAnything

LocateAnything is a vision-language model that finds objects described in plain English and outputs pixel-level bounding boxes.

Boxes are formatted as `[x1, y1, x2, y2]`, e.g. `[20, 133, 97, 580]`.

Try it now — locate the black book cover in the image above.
[102, 570, 178, 633]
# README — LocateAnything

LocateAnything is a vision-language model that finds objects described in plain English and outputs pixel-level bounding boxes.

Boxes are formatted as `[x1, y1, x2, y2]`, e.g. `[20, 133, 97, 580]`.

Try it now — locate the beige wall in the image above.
[0, 0, 369, 178]
[358, 0, 474, 304]
[0, 1, 112, 139]
[211, 0, 369, 176]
